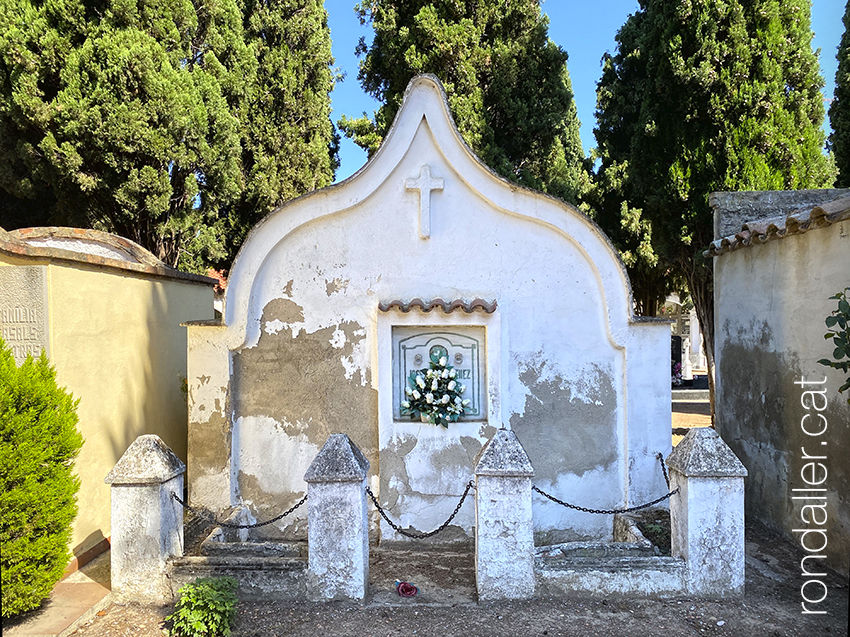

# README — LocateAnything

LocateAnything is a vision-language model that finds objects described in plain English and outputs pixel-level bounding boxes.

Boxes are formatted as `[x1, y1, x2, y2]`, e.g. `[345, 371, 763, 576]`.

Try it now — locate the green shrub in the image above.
[167, 577, 239, 637]
[0, 339, 84, 617]
[818, 287, 850, 404]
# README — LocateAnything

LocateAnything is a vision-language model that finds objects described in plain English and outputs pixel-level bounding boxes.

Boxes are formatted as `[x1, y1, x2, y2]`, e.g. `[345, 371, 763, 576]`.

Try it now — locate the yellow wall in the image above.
[2, 256, 214, 556]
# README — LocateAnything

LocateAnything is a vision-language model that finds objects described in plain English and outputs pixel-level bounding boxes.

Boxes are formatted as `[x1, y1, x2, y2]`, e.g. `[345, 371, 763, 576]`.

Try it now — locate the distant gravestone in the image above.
[186, 75, 672, 544]
[0, 266, 49, 365]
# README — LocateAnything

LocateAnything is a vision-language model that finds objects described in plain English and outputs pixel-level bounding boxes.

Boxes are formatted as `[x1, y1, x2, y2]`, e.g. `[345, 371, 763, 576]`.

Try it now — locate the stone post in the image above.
[105, 435, 186, 603]
[666, 428, 748, 598]
[304, 433, 370, 601]
[474, 428, 536, 600]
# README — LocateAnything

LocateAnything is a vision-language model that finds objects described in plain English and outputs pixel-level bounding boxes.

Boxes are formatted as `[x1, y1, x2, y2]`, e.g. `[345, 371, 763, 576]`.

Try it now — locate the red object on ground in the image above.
[395, 581, 418, 597]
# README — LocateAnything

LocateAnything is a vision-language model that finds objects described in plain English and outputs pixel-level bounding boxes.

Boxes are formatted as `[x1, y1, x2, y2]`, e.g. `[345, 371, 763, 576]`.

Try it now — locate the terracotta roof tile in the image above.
[378, 298, 497, 314]
[706, 195, 850, 257]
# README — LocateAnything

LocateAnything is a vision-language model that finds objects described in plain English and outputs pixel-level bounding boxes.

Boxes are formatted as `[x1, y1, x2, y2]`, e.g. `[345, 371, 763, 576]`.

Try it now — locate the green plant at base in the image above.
[0, 339, 83, 617]
[818, 287, 850, 403]
[166, 577, 239, 637]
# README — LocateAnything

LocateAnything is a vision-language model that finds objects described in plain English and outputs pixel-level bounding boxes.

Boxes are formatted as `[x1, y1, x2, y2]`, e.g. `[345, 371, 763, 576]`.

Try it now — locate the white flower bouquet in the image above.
[401, 355, 470, 428]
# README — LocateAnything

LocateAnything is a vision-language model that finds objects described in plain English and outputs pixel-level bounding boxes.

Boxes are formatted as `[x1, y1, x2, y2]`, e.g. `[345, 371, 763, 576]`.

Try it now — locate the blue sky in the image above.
[324, 0, 846, 182]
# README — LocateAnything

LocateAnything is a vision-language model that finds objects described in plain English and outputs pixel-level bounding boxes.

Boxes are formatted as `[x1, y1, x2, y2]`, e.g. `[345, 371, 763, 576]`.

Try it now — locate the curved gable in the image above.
[224, 75, 635, 350]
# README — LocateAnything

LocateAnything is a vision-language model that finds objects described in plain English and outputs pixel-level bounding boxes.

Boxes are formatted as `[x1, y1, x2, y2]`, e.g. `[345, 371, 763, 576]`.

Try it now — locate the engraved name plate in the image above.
[0, 266, 50, 365]
[392, 326, 486, 420]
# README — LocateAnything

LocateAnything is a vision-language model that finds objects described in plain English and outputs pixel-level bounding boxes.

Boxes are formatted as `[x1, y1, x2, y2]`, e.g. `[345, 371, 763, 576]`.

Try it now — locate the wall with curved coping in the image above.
[187, 76, 670, 543]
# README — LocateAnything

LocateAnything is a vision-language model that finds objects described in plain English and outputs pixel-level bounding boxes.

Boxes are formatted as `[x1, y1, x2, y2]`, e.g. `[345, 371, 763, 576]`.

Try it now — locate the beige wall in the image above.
[2, 256, 214, 557]
[715, 219, 850, 576]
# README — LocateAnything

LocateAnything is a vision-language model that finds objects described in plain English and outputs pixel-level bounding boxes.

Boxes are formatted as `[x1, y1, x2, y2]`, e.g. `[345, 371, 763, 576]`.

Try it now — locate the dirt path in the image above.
[672, 400, 712, 446]
[69, 522, 848, 637]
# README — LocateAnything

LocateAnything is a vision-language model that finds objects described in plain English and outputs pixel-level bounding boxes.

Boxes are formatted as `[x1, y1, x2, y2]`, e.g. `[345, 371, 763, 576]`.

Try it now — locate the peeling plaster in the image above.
[230, 298, 379, 538]
[325, 278, 350, 296]
[510, 355, 618, 480]
[194, 76, 672, 546]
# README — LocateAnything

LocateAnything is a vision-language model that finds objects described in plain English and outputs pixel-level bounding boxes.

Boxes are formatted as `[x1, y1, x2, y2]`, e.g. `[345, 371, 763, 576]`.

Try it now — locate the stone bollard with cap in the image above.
[304, 433, 370, 601]
[666, 427, 748, 598]
[105, 434, 186, 603]
[474, 428, 536, 600]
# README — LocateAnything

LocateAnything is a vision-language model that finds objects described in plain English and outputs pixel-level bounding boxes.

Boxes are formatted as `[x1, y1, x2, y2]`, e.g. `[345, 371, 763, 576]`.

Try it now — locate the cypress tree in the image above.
[830, 1, 850, 187]
[1, 342, 84, 617]
[590, 8, 675, 317]
[594, 0, 834, 408]
[0, 0, 338, 272]
[225, 0, 339, 257]
[340, 0, 589, 204]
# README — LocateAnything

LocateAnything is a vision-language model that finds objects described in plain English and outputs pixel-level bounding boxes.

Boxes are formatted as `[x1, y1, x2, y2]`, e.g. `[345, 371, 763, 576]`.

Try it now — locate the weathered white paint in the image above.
[106, 435, 185, 604]
[667, 428, 747, 598]
[234, 416, 318, 496]
[188, 75, 671, 540]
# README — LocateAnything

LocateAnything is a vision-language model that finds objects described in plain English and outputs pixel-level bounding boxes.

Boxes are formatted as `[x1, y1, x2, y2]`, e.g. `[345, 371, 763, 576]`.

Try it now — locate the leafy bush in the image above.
[166, 577, 239, 637]
[0, 339, 83, 617]
[818, 288, 850, 404]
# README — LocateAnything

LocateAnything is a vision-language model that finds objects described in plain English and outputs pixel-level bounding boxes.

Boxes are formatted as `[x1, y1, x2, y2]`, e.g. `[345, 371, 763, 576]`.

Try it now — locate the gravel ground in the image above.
[69, 522, 849, 637]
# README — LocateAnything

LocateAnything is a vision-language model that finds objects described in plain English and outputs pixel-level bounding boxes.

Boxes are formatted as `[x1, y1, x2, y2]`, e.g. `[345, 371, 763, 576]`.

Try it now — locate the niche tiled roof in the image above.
[705, 196, 850, 257]
[378, 298, 497, 314]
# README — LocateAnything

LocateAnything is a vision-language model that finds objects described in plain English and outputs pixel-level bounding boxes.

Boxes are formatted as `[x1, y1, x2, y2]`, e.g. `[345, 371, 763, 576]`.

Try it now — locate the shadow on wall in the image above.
[106, 281, 191, 468]
[718, 320, 850, 575]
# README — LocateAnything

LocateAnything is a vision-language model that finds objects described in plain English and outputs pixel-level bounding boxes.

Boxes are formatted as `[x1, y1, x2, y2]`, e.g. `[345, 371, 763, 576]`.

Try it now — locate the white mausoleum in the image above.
[186, 75, 671, 544]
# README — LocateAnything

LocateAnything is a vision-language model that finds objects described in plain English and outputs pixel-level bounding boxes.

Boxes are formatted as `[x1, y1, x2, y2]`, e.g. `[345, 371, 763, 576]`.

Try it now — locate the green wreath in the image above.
[400, 350, 470, 428]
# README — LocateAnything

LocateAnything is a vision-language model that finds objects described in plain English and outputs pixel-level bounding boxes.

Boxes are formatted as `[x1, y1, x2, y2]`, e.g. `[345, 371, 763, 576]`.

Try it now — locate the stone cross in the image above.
[405, 164, 444, 239]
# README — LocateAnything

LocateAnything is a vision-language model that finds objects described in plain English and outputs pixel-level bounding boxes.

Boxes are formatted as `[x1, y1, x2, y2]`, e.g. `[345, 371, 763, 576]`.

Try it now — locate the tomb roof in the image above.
[706, 193, 850, 258]
[0, 226, 215, 285]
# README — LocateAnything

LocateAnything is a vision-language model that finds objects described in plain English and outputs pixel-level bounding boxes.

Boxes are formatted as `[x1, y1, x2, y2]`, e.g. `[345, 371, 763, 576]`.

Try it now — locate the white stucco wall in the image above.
[188, 76, 670, 543]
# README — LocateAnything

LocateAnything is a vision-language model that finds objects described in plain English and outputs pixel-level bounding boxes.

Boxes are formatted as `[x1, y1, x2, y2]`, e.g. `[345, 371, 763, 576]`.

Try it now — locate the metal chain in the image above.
[532, 485, 678, 515]
[172, 492, 307, 529]
[657, 452, 671, 489]
[365, 480, 474, 539]
[531, 452, 678, 515]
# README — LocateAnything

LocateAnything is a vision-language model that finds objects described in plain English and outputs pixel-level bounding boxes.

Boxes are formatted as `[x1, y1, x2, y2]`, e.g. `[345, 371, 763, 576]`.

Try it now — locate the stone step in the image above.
[200, 529, 306, 558]
[169, 556, 307, 600]
[536, 541, 660, 559]
[535, 555, 686, 597]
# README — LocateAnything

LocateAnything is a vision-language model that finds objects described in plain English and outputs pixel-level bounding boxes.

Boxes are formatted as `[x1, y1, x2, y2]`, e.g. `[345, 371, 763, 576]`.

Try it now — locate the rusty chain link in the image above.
[532, 453, 678, 515]
[172, 492, 307, 529]
[365, 480, 474, 539]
